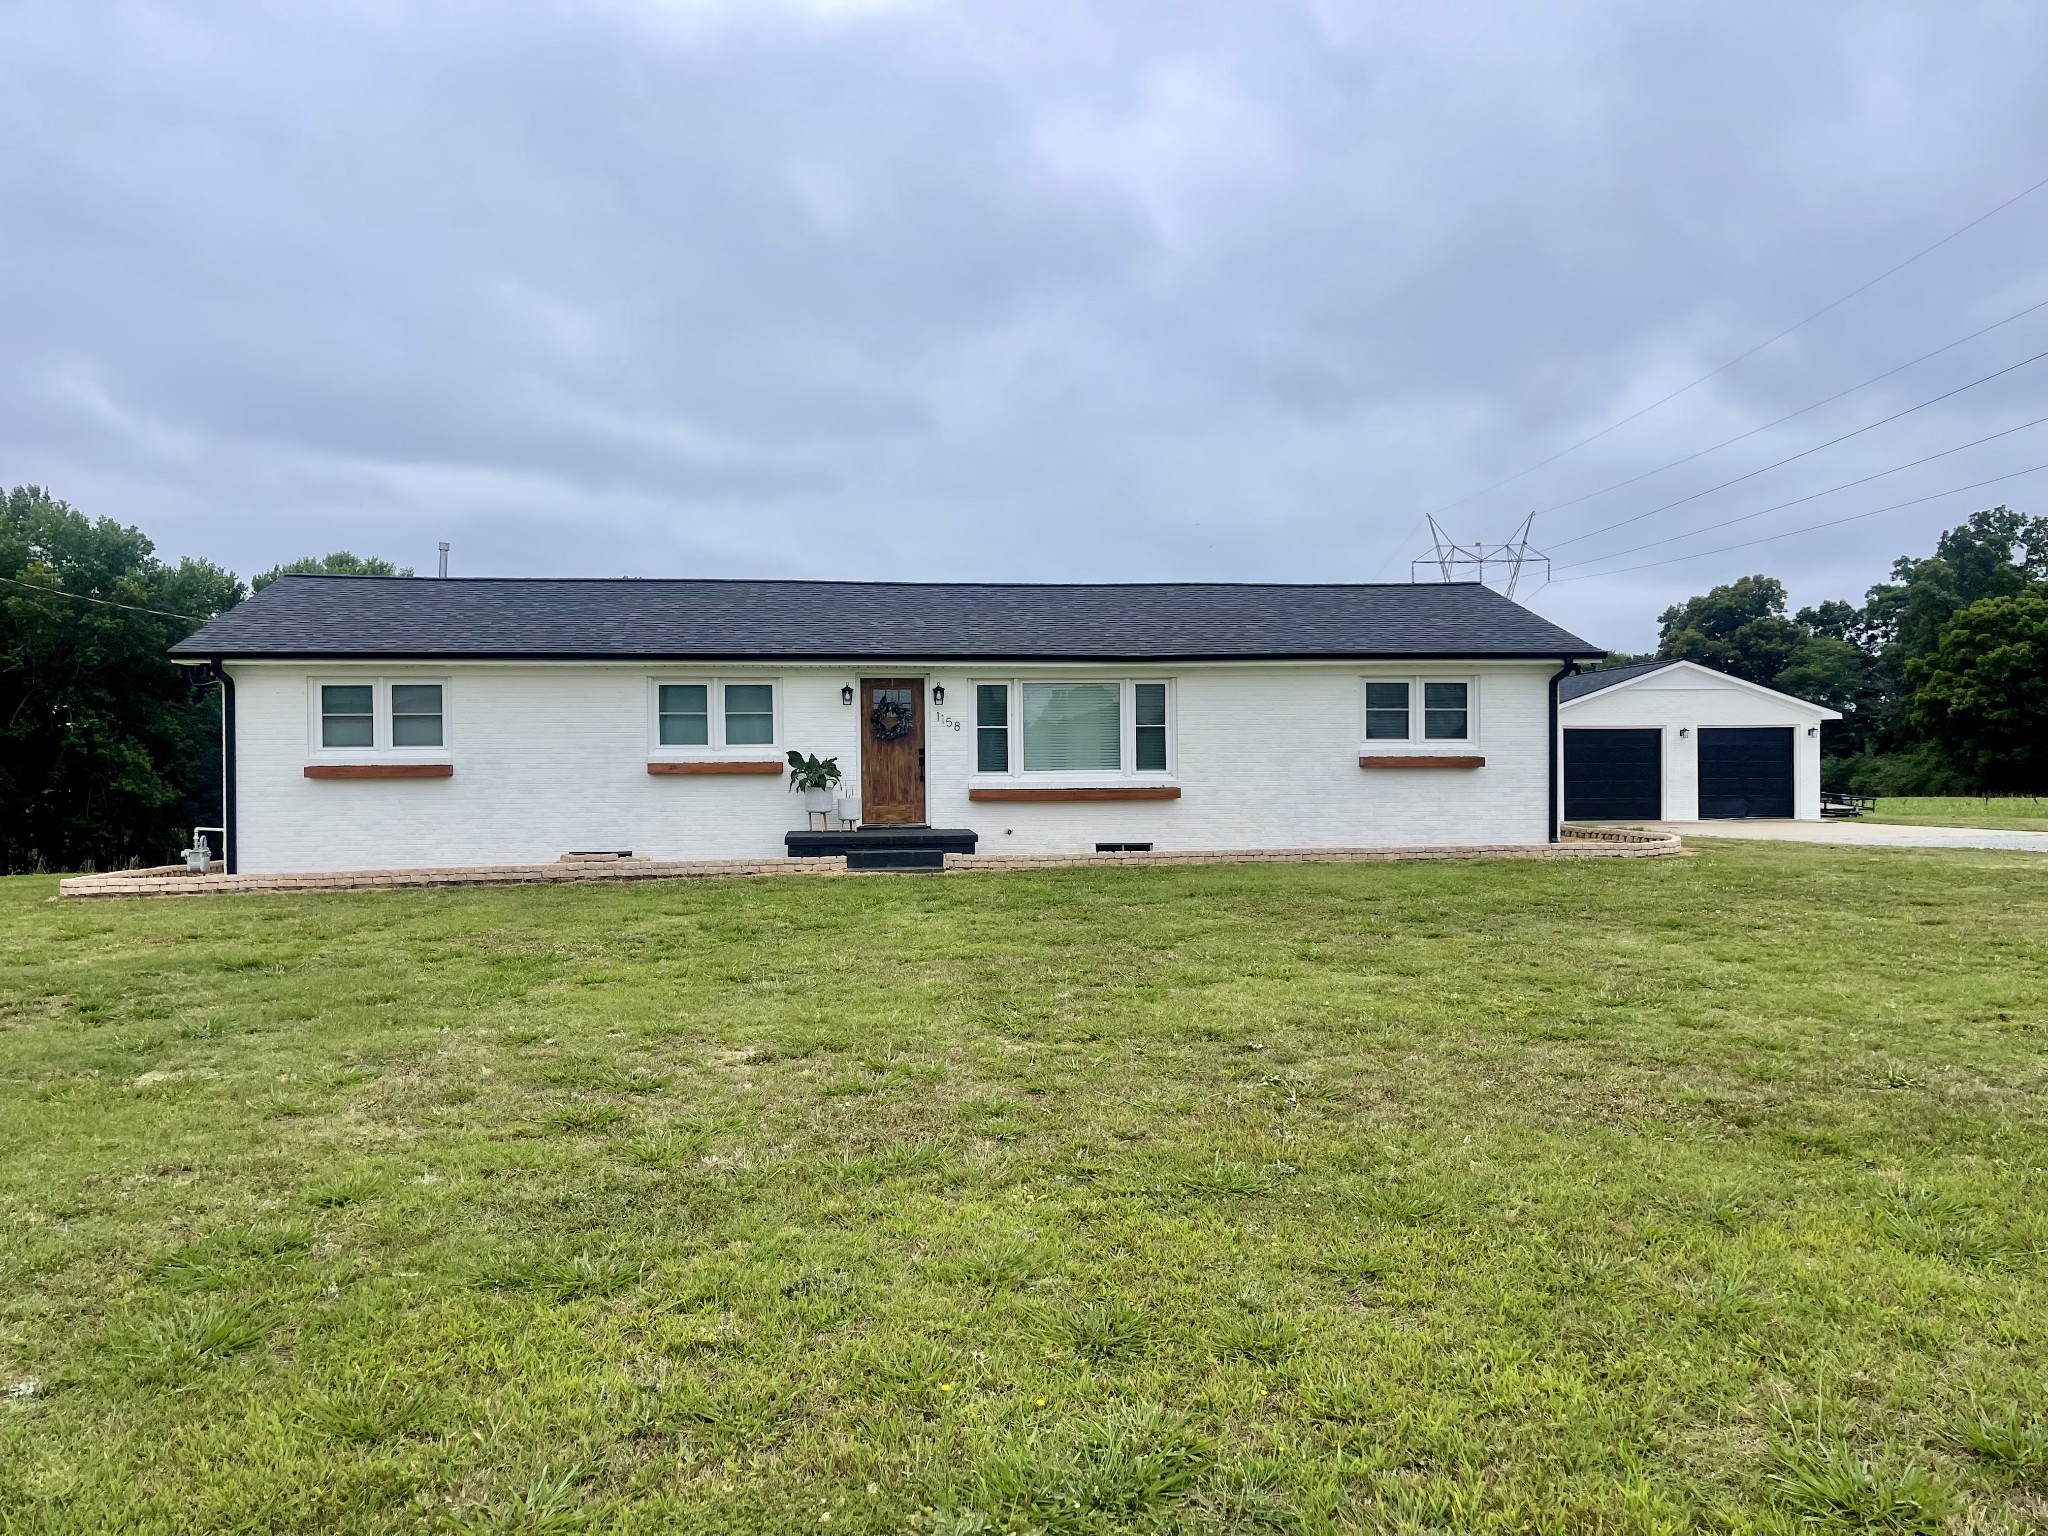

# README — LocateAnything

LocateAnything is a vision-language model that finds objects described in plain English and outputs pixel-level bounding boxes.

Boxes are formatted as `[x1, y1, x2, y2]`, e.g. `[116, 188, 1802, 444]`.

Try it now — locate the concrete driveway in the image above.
[1588, 819, 2048, 854]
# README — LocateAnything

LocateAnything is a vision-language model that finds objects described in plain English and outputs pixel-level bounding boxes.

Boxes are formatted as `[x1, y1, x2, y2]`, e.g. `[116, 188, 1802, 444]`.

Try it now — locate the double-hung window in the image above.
[1365, 681, 1410, 740]
[974, 679, 1173, 777]
[658, 684, 710, 745]
[1134, 683, 1168, 771]
[321, 685, 375, 748]
[723, 684, 775, 745]
[390, 684, 444, 747]
[651, 679, 779, 752]
[315, 679, 448, 753]
[1362, 677, 1475, 745]
[1423, 682, 1469, 740]
[976, 683, 1010, 772]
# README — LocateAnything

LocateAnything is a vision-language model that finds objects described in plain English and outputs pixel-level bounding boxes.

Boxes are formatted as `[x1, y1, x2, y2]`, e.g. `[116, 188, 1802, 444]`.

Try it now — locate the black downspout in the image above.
[1548, 658, 1579, 842]
[216, 659, 238, 874]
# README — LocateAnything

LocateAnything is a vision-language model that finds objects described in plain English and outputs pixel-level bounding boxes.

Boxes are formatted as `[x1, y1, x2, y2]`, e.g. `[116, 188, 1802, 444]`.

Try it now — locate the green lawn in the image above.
[1861, 797, 2048, 832]
[3, 847, 2046, 1535]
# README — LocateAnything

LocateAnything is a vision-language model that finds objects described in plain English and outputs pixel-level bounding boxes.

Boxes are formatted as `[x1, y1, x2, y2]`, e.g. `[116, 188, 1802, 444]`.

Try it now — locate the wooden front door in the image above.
[861, 678, 925, 825]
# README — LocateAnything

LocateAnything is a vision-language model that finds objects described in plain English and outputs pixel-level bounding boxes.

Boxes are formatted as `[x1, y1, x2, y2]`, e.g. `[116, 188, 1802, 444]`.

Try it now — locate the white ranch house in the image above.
[171, 576, 1609, 874]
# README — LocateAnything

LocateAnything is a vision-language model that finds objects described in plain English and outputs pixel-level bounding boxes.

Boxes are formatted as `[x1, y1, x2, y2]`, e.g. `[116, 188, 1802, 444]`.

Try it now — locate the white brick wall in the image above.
[229, 660, 1565, 872]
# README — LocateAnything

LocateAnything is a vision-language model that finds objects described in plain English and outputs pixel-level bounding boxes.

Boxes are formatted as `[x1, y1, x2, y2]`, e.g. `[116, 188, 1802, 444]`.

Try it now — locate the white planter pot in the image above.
[802, 787, 835, 814]
[834, 796, 859, 827]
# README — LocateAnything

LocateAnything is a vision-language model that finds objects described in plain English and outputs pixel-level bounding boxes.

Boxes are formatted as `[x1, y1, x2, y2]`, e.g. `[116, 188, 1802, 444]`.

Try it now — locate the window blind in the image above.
[1022, 682, 1120, 771]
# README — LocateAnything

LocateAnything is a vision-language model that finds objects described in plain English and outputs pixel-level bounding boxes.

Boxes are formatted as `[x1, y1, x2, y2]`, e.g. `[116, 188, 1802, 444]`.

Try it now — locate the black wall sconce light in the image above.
[1807, 726, 1819, 736]
[841, 685, 855, 706]
[931, 684, 946, 706]
[1678, 727, 1690, 737]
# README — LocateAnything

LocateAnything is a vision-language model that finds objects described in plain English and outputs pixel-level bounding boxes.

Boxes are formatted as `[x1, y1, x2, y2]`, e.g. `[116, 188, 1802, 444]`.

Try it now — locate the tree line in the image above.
[1, 485, 408, 872]
[1609, 505, 2047, 794]
[5, 483, 2043, 871]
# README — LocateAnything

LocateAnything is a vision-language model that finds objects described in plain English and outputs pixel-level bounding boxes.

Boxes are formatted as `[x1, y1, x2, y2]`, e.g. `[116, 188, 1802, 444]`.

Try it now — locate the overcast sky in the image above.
[4, 0, 2046, 650]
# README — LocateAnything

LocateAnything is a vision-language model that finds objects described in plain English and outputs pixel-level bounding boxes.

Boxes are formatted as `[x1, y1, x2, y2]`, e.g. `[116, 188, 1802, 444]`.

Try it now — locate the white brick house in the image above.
[171, 577, 1603, 873]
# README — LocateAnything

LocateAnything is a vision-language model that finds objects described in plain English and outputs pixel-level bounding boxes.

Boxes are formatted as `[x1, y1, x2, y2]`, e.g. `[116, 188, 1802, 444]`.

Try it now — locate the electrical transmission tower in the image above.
[1410, 513, 1551, 597]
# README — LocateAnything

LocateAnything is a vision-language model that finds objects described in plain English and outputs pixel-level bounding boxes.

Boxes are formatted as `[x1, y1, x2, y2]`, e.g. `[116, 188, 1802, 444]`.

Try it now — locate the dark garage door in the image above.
[1698, 727, 1793, 818]
[1564, 729, 1662, 820]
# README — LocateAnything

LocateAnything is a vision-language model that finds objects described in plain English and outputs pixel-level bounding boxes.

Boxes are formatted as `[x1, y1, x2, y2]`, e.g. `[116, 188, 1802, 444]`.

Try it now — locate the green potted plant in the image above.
[787, 751, 843, 828]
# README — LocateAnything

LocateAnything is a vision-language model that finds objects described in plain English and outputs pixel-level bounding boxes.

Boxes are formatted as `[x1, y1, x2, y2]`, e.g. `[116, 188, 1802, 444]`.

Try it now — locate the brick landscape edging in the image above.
[56, 857, 853, 900]
[56, 830, 1679, 900]
[945, 831, 1681, 871]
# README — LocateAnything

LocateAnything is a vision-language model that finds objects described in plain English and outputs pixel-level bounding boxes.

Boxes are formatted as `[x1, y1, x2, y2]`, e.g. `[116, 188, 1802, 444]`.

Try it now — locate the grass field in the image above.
[3, 846, 2046, 1534]
[1862, 797, 2048, 832]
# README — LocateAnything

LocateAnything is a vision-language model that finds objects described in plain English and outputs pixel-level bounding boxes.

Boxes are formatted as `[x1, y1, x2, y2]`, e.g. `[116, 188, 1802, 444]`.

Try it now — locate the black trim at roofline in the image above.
[183, 649, 1607, 663]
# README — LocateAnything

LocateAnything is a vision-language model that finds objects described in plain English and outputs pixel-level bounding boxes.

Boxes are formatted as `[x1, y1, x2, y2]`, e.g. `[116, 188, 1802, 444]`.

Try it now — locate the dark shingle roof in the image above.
[171, 576, 1603, 662]
[1558, 659, 1676, 701]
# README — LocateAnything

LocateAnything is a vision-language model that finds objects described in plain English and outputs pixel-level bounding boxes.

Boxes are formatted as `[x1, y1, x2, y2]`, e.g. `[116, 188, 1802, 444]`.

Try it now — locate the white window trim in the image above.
[646, 676, 784, 759]
[1357, 674, 1479, 751]
[306, 676, 451, 762]
[968, 677, 1176, 786]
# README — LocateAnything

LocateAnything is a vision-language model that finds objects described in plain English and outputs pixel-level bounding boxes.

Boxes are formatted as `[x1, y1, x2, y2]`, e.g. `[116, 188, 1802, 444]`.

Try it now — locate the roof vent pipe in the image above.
[438, 541, 449, 578]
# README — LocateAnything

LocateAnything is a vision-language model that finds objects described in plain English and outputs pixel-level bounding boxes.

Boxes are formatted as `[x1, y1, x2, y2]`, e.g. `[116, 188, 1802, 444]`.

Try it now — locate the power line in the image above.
[1545, 461, 2048, 584]
[1530, 293, 2048, 518]
[0, 572, 211, 623]
[1546, 344, 2048, 551]
[1367, 166, 2048, 578]
[1551, 411, 2048, 571]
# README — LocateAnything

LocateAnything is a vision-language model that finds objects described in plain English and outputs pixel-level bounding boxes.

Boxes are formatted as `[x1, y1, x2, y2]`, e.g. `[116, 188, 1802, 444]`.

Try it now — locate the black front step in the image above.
[785, 826, 978, 861]
[845, 847, 947, 872]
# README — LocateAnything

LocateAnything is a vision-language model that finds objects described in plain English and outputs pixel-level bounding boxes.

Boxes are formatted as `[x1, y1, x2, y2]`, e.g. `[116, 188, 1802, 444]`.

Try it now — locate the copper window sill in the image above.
[304, 763, 453, 780]
[647, 761, 784, 776]
[1358, 755, 1486, 769]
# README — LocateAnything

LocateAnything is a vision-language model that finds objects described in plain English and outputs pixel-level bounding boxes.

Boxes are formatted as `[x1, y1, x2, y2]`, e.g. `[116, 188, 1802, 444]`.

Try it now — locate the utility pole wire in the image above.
[1367, 167, 2048, 578]
[1551, 410, 2048, 571]
[1545, 461, 2048, 584]
[1546, 344, 2048, 551]
[0, 572, 212, 623]
[1530, 293, 2048, 518]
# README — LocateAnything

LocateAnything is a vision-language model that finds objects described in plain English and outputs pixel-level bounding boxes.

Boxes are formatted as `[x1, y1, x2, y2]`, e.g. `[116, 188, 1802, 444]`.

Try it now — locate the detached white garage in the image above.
[1559, 660, 1839, 822]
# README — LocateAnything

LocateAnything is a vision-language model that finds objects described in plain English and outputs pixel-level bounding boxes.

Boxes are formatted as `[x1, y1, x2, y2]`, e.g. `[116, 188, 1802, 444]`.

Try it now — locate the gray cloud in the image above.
[3, 0, 2045, 647]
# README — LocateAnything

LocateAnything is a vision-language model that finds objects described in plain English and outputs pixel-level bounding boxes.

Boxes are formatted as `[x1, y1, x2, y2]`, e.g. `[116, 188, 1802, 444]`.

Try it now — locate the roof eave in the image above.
[177, 647, 1608, 664]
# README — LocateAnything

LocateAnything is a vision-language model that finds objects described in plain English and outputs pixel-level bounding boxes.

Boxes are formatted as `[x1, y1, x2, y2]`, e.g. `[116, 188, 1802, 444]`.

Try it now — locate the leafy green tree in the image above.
[1782, 603, 1893, 759]
[252, 551, 413, 591]
[1655, 574, 1809, 686]
[1860, 506, 2046, 660]
[1587, 649, 1658, 670]
[1908, 590, 2048, 790]
[1648, 511, 2048, 790]
[0, 487, 242, 871]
